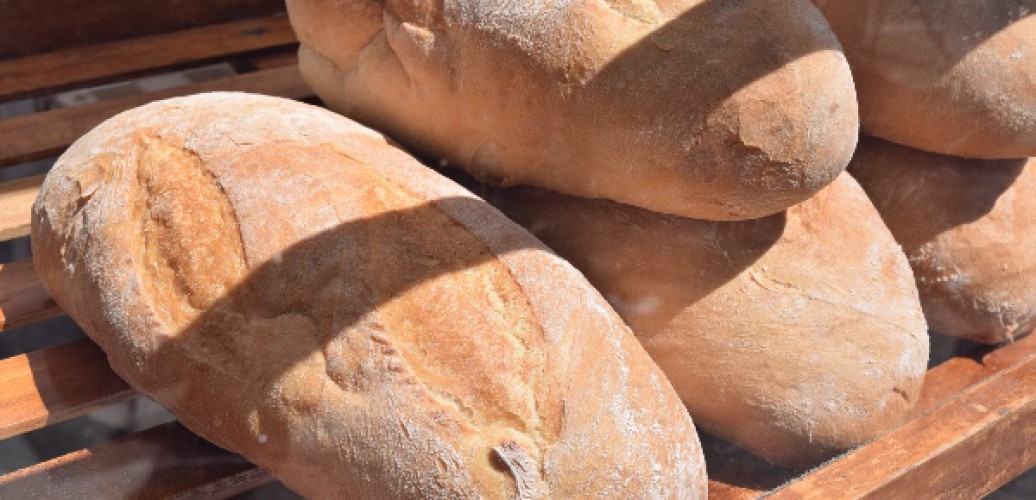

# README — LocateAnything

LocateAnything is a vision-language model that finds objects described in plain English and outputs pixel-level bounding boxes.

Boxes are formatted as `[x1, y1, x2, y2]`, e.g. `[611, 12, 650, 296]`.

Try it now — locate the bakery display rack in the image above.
[0, 1, 1033, 498]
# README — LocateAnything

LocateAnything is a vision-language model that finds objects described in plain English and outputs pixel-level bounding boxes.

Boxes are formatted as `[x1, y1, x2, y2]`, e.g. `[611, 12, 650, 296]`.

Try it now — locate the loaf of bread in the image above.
[850, 136, 1036, 344]
[286, 0, 859, 221]
[485, 173, 929, 468]
[812, 0, 1036, 158]
[31, 93, 707, 499]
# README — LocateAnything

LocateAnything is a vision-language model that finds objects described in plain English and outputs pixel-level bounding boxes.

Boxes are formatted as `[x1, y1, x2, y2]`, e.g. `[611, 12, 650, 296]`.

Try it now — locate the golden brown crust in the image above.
[812, 0, 1036, 158]
[286, 0, 858, 221]
[31, 93, 706, 499]
[486, 173, 929, 468]
[849, 136, 1036, 344]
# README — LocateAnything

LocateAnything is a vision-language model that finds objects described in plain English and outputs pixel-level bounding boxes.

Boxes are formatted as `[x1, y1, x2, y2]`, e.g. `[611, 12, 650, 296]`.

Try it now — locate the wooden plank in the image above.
[0, 339, 134, 440]
[770, 354, 1036, 499]
[0, 0, 284, 60]
[0, 63, 311, 169]
[0, 174, 43, 242]
[914, 333, 1036, 416]
[0, 259, 61, 332]
[0, 15, 297, 102]
[0, 421, 273, 499]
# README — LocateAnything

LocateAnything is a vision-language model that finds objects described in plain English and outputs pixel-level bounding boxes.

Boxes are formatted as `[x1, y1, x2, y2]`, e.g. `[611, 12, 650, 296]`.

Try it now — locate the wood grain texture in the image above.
[0, 15, 297, 101]
[771, 353, 1036, 499]
[0, 421, 271, 500]
[915, 334, 1036, 416]
[0, 63, 312, 169]
[0, 259, 60, 332]
[0, 0, 284, 60]
[0, 174, 44, 242]
[0, 339, 134, 440]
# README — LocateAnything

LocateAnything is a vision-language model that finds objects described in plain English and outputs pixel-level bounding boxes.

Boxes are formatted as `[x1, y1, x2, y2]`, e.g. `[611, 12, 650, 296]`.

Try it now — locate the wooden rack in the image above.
[0, 2, 1033, 498]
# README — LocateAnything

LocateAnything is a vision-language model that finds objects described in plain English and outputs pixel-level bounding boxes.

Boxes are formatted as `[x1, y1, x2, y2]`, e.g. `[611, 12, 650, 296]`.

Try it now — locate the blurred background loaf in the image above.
[851, 136, 1036, 344]
[812, 0, 1036, 158]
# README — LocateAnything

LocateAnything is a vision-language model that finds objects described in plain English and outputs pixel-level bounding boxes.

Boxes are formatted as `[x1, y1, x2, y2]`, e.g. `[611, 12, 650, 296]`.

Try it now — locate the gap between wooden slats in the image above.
[0, 339, 134, 440]
[0, 14, 297, 102]
[0, 62, 312, 169]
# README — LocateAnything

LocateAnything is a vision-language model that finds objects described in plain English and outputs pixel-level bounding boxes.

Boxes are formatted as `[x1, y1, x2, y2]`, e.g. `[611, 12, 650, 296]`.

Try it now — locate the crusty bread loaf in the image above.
[31, 92, 707, 499]
[812, 0, 1036, 158]
[850, 136, 1036, 344]
[485, 173, 929, 468]
[286, 0, 858, 221]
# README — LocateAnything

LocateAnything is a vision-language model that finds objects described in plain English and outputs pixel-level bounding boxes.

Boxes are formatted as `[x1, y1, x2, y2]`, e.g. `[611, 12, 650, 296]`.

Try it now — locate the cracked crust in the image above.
[850, 136, 1036, 344]
[812, 0, 1036, 158]
[30, 93, 707, 499]
[286, 0, 858, 221]
[486, 173, 929, 468]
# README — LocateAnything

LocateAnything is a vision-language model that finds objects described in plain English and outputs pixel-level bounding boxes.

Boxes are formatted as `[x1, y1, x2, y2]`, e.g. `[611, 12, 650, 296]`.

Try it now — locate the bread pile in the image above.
[283, 0, 929, 470]
[811, 0, 1036, 344]
[29, 0, 1035, 496]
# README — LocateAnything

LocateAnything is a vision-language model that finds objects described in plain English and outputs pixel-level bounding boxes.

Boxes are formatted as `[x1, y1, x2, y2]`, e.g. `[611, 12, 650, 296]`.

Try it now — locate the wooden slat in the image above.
[771, 354, 1036, 499]
[0, 0, 284, 60]
[0, 62, 312, 169]
[0, 174, 43, 241]
[0, 259, 60, 332]
[0, 15, 297, 102]
[914, 333, 1036, 416]
[0, 339, 134, 440]
[0, 421, 272, 500]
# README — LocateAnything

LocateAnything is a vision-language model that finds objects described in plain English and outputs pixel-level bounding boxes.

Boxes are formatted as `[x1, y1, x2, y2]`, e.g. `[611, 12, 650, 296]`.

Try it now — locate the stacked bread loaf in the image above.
[811, 1, 1036, 344]
[483, 174, 928, 468]
[283, 0, 931, 469]
[286, 0, 860, 220]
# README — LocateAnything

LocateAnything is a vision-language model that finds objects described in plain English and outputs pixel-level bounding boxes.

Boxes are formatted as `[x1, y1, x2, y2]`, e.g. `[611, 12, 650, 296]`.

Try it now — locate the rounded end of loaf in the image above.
[813, 0, 1036, 158]
[684, 47, 859, 221]
[850, 136, 1036, 344]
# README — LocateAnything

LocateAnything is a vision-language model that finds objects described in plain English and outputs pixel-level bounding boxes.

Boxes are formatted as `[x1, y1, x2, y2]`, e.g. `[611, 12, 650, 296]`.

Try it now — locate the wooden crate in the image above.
[0, 2, 1033, 497]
